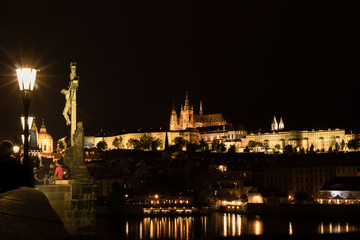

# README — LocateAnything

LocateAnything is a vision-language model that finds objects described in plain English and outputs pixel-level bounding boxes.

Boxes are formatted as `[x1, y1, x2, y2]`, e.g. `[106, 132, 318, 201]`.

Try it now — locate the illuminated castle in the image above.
[170, 92, 228, 131]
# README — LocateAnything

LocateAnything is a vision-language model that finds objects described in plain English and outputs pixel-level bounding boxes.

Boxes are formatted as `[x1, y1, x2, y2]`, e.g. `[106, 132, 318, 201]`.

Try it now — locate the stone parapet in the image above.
[37, 178, 97, 236]
[0, 187, 69, 239]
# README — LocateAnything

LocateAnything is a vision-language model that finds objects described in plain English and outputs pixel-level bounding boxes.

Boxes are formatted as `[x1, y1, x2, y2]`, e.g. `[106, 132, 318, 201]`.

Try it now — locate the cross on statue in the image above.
[61, 62, 79, 146]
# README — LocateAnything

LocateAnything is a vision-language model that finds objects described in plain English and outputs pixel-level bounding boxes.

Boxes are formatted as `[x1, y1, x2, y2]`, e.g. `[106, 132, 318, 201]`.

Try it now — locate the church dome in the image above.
[37, 119, 53, 153]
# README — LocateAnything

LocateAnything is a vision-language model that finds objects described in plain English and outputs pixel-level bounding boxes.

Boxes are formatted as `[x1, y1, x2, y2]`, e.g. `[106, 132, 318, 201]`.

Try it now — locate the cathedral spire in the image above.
[170, 102, 178, 131]
[279, 117, 284, 130]
[184, 91, 190, 110]
[31, 117, 37, 130]
[40, 118, 47, 133]
[199, 100, 203, 116]
[271, 116, 278, 131]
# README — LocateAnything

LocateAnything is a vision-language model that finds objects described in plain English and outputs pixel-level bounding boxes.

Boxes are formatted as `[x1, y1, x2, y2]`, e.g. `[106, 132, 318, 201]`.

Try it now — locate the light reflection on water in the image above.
[97, 213, 360, 239]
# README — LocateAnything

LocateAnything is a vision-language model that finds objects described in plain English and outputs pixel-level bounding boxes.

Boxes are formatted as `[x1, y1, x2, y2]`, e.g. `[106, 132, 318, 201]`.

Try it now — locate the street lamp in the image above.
[21, 115, 34, 131]
[17, 68, 37, 188]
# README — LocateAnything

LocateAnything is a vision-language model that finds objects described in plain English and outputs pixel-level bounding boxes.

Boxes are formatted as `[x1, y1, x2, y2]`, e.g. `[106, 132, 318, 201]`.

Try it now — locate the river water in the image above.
[95, 213, 360, 239]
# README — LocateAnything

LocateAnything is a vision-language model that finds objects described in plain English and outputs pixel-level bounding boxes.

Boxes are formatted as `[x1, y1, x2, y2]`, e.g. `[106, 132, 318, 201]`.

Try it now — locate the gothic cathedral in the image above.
[170, 92, 228, 131]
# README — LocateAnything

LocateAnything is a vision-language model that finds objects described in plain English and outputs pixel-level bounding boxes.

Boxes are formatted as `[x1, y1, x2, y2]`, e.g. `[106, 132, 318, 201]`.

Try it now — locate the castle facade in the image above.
[84, 94, 358, 153]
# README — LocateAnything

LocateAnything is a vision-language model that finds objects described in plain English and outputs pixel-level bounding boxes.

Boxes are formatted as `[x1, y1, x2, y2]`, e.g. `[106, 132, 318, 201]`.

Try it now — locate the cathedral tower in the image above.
[29, 119, 38, 148]
[279, 117, 284, 130]
[271, 116, 279, 131]
[180, 91, 194, 129]
[170, 102, 178, 130]
[170, 92, 227, 131]
[199, 100, 203, 117]
[37, 118, 53, 154]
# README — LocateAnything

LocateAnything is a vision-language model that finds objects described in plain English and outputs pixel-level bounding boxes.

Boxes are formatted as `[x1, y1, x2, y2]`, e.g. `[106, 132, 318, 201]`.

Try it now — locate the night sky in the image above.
[1, 1, 360, 142]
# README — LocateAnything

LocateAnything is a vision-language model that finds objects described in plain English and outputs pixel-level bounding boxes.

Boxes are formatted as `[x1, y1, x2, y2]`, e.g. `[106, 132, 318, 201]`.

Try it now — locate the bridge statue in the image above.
[61, 62, 89, 178]
[61, 62, 79, 146]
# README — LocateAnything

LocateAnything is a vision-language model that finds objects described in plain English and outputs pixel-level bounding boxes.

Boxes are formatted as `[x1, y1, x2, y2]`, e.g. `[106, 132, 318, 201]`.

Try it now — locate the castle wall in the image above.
[86, 130, 200, 150]
[222, 128, 354, 152]
[85, 128, 354, 153]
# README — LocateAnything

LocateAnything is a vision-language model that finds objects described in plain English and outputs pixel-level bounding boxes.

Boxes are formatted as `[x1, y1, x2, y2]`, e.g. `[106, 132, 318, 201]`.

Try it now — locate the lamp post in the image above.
[17, 68, 37, 187]
[21, 114, 34, 159]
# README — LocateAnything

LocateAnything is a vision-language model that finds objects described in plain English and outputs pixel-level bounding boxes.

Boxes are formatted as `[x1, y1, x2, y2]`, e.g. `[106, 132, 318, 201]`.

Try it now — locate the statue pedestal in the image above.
[70, 166, 90, 179]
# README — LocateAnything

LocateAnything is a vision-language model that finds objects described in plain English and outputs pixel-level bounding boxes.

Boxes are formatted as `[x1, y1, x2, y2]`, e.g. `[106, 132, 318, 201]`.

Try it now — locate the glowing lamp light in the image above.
[16, 68, 37, 91]
[254, 196, 261, 203]
[13, 145, 20, 154]
[21, 115, 34, 130]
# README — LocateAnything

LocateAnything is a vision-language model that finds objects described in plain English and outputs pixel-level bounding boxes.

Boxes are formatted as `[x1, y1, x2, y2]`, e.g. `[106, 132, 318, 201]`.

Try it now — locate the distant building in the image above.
[205, 116, 355, 153]
[28, 118, 54, 159]
[170, 92, 228, 131]
[37, 119, 54, 156]
[316, 177, 360, 204]
[263, 155, 360, 199]
[85, 96, 357, 153]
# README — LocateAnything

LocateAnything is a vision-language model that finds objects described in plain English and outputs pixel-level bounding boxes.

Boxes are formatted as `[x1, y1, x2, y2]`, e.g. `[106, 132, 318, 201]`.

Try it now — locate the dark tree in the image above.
[227, 145, 236, 153]
[211, 139, 226, 153]
[174, 137, 188, 151]
[186, 142, 199, 153]
[96, 141, 108, 151]
[140, 134, 154, 150]
[309, 144, 315, 154]
[244, 146, 250, 153]
[199, 139, 209, 152]
[283, 145, 293, 153]
[348, 139, 360, 150]
[128, 138, 141, 150]
[112, 137, 121, 149]
[151, 139, 162, 151]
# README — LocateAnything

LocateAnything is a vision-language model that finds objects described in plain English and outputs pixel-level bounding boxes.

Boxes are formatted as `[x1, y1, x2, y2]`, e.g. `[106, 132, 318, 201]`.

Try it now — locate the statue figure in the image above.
[73, 122, 85, 167]
[61, 62, 78, 128]
[63, 121, 89, 178]
[61, 88, 71, 126]
[70, 62, 76, 80]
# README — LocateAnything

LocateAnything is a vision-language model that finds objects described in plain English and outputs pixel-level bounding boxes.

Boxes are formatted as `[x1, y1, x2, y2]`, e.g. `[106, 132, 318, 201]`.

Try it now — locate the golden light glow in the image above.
[139, 221, 143, 239]
[254, 219, 263, 235]
[320, 222, 324, 234]
[289, 222, 293, 235]
[254, 196, 261, 203]
[223, 214, 227, 237]
[232, 214, 235, 236]
[237, 215, 241, 236]
[150, 219, 154, 239]
[16, 68, 37, 91]
[13, 145, 20, 154]
[329, 222, 333, 234]
[125, 221, 129, 237]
